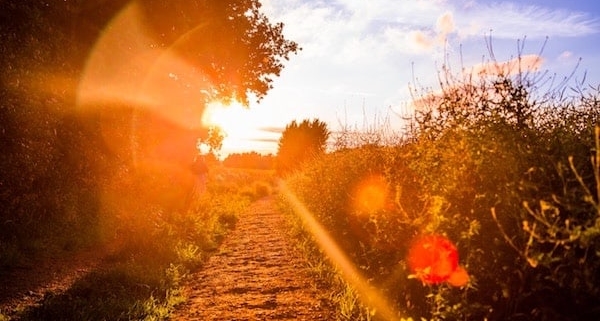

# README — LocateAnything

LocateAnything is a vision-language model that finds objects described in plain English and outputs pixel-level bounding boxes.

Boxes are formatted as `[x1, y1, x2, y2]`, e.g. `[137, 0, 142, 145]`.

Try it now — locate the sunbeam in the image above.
[279, 181, 403, 321]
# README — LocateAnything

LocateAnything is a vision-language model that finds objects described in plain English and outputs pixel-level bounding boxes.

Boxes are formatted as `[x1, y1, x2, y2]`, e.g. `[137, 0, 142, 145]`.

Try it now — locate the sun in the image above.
[203, 101, 247, 135]
[202, 100, 260, 155]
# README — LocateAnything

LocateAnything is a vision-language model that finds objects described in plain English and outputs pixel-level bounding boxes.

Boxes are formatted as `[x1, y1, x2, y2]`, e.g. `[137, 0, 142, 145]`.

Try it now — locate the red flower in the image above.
[408, 234, 468, 286]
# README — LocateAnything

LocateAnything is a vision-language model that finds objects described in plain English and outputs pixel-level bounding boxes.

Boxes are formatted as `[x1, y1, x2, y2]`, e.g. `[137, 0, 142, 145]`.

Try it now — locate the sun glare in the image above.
[202, 101, 270, 155]
[202, 101, 251, 137]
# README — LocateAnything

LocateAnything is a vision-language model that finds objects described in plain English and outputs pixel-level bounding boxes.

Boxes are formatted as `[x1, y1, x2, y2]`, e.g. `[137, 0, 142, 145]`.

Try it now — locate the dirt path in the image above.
[171, 196, 335, 321]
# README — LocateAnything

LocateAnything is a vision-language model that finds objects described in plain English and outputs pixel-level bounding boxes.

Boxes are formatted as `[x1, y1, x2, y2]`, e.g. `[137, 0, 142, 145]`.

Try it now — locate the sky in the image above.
[200, 0, 600, 157]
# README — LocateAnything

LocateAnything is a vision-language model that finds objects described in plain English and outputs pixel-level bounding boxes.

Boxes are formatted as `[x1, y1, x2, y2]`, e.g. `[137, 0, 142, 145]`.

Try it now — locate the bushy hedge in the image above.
[284, 72, 600, 320]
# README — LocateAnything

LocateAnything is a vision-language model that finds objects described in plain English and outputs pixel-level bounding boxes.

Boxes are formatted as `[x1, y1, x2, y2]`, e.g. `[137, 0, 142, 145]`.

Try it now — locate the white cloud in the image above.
[263, 0, 452, 60]
[437, 11, 455, 36]
[559, 51, 573, 59]
[406, 29, 435, 52]
[264, 0, 598, 70]
[557, 50, 575, 63]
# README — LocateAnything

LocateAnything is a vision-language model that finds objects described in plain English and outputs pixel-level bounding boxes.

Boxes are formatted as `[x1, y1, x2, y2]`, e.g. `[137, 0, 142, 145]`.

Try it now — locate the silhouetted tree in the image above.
[276, 119, 329, 174]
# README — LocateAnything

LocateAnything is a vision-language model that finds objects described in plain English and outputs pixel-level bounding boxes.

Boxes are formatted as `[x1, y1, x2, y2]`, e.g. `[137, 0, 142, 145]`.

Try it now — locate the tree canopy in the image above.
[1, 0, 299, 105]
[136, 0, 300, 105]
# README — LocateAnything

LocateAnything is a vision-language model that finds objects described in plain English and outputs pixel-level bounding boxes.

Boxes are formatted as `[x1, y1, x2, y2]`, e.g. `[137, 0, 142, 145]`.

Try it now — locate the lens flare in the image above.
[348, 174, 408, 250]
[77, 1, 211, 166]
[75, 1, 217, 224]
[352, 175, 389, 215]
[447, 265, 469, 287]
[407, 234, 469, 287]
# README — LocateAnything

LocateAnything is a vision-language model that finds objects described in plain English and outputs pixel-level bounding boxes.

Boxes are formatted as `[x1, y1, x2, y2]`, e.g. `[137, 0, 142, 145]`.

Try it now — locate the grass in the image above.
[19, 263, 183, 320]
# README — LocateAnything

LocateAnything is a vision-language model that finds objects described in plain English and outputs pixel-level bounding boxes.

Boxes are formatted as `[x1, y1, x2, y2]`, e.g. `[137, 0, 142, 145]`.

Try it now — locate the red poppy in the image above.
[407, 234, 468, 286]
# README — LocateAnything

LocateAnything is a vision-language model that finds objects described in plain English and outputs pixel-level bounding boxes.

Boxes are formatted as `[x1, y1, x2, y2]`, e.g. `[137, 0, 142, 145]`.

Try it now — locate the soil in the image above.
[171, 196, 336, 320]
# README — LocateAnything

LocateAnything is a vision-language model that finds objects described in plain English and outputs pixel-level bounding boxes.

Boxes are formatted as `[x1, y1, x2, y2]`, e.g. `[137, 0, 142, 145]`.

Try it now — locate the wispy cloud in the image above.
[469, 54, 545, 78]
[454, 2, 599, 39]
[264, 0, 599, 60]
[251, 137, 280, 144]
[259, 126, 285, 134]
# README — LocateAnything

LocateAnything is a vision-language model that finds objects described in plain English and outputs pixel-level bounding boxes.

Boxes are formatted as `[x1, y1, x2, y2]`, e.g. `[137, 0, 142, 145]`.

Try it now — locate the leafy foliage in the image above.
[6, 166, 266, 320]
[137, 0, 300, 105]
[202, 126, 226, 155]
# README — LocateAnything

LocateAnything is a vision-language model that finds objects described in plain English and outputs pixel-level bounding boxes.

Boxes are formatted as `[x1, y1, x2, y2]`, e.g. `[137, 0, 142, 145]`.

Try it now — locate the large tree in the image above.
[0, 0, 299, 251]
[276, 119, 330, 174]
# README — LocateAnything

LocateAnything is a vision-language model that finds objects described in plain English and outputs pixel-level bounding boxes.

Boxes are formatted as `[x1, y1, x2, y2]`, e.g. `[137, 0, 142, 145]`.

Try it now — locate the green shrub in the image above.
[284, 66, 600, 319]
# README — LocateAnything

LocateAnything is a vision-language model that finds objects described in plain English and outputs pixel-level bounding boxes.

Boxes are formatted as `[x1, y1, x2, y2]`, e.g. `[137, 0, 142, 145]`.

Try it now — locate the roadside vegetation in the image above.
[3, 1, 600, 320]
[275, 119, 330, 175]
[2, 165, 273, 320]
[279, 50, 600, 320]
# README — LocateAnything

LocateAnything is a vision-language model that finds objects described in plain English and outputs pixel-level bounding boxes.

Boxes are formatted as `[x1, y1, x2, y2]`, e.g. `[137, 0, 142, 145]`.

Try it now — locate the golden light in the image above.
[77, 1, 207, 119]
[75, 1, 213, 220]
[202, 100, 272, 156]
[202, 100, 253, 140]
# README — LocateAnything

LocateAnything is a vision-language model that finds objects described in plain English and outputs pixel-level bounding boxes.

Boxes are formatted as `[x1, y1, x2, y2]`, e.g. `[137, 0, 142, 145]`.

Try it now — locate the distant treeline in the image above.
[222, 152, 274, 170]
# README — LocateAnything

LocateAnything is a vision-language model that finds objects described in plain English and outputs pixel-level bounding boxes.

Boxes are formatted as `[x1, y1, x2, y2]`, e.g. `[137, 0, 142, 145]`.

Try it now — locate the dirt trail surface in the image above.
[171, 196, 335, 321]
